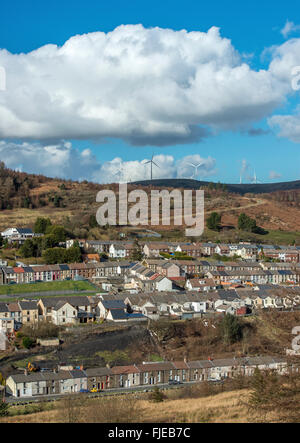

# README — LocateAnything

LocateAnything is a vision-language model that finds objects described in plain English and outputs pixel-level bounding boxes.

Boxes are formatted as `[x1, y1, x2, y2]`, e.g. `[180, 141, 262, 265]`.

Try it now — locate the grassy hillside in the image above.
[0, 389, 250, 423]
[149, 311, 300, 361]
[0, 163, 300, 244]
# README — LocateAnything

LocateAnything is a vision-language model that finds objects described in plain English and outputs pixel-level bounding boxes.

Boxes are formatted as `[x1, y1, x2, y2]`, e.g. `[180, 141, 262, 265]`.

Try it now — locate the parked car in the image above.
[168, 380, 182, 385]
[79, 389, 90, 394]
[90, 387, 102, 393]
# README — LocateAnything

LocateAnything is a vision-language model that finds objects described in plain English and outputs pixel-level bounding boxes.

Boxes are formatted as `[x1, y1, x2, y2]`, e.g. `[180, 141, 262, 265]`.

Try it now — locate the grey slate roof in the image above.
[18, 301, 38, 310]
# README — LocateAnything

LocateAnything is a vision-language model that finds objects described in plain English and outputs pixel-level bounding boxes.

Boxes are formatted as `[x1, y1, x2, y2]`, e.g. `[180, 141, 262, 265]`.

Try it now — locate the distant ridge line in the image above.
[131, 178, 300, 195]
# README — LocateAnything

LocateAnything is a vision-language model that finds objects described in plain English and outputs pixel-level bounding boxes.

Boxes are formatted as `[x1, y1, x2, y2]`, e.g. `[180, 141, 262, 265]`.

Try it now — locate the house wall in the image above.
[52, 304, 78, 325]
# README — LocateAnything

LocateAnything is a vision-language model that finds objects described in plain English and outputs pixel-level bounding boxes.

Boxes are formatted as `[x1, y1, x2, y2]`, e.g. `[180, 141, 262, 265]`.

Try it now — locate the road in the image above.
[5, 380, 203, 405]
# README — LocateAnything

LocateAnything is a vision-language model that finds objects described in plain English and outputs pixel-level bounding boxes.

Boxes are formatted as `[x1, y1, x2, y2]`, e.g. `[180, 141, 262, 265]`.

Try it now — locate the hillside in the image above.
[0, 163, 300, 243]
[0, 389, 250, 423]
[133, 178, 300, 195]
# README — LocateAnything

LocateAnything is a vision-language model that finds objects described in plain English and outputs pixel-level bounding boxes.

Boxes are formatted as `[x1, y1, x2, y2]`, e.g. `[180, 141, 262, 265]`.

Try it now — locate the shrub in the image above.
[22, 336, 35, 349]
[0, 402, 9, 417]
[148, 387, 166, 403]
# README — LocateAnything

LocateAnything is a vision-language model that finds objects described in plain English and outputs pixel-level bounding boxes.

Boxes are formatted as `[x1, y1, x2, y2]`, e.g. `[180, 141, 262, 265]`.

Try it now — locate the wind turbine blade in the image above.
[152, 161, 159, 168]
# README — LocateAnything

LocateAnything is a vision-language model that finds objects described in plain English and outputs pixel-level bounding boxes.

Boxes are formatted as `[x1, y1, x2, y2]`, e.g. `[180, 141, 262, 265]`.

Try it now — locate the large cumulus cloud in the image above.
[267, 38, 300, 142]
[0, 24, 290, 146]
[0, 141, 216, 183]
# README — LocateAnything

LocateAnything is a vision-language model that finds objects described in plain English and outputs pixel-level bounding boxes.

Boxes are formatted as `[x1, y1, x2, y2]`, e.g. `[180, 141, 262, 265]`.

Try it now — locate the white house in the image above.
[185, 278, 216, 292]
[109, 244, 126, 258]
[152, 275, 173, 292]
[0, 317, 15, 334]
[1, 227, 41, 244]
[0, 330, 9, 351]
[51, 302, 78, 325]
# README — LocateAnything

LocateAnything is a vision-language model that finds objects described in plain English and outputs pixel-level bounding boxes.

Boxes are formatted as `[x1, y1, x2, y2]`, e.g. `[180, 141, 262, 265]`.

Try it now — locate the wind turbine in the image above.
[251, 169, 262, 184]
[186, 162, 203, 180]
[114, 164, 124, 183]
[143, 154, 160, 180]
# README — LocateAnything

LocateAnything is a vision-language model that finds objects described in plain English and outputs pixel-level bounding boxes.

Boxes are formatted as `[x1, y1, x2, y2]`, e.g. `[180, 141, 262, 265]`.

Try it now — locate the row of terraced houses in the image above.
[0, 262, 130, 285]
[5, 355, 288, 398]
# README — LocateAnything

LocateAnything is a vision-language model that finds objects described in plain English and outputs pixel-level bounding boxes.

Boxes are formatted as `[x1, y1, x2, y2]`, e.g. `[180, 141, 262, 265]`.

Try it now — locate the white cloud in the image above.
[0, 140, 98, 181]
[91, 153, 216, 183]
[266, 37, 300, 143]
[269, 111, 300, 143]
[0, 25, 290, 146]
[269, 170, 282, 180]
[280, 20, 300, 39]
[0, 141, 216, 183]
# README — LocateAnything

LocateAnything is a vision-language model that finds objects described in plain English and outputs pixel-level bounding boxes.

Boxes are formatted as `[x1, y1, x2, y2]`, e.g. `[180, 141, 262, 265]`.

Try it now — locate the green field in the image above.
[0, 280, 96, 295]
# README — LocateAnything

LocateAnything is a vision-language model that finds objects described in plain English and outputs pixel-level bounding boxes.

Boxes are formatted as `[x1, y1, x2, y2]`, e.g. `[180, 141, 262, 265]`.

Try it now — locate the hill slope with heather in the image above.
[0, 163, 300, 243]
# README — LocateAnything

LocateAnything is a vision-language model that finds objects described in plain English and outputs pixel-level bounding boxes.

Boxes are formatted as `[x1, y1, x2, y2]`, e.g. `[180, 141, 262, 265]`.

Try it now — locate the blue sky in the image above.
[1, 0, 300, 183]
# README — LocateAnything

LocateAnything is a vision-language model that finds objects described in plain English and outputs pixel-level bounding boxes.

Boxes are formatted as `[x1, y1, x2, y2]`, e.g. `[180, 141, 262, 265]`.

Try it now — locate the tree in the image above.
[53, 194, 62, 207]
[219, 314, 243, 344]
[131, 241, 143, 261]
[19, 239, 36, 258]
[46, 225, 67, 243]
[34, 217, 52, 234]
[41, 234, 57, 250]
[148, 387, 165, 403]
[206, 212, 221, 231]
[65, 245, 82, 263]
[22, 336, 35, 349]
[89, 214, 98, 228]
[20, 238, 43, 258]
[238, 213, 258, 233]
[23, 197, 31, 208]
[43, 247, 67, 264]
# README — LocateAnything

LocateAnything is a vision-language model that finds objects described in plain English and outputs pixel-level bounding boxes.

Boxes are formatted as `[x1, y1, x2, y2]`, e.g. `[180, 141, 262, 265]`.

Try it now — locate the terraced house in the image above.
[18, 301, 38, 324]
[5, 355, 288, 398]
[38, 296, 96, 324]
[0, 261, 131, 285]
